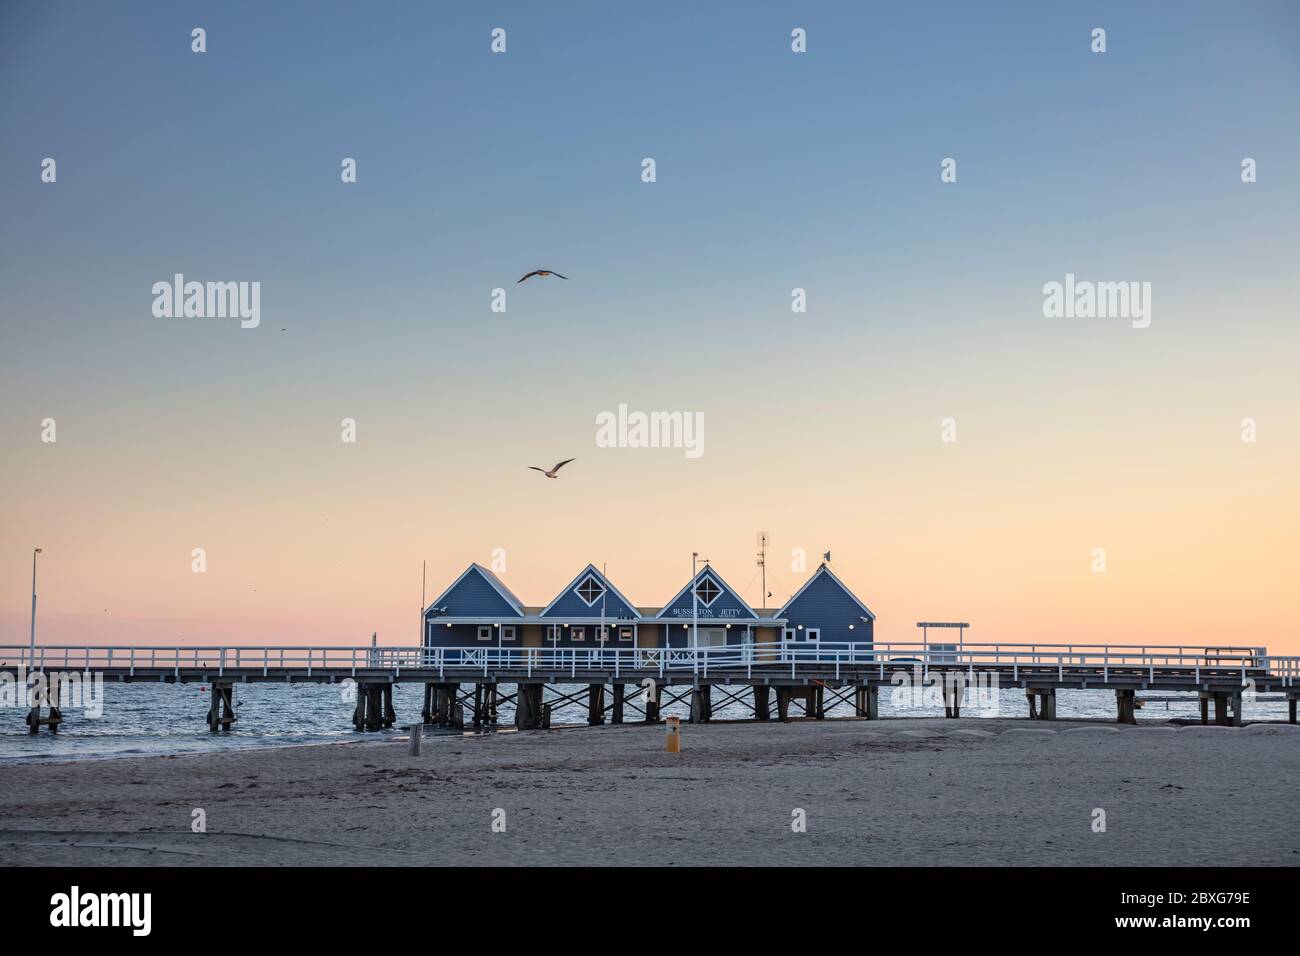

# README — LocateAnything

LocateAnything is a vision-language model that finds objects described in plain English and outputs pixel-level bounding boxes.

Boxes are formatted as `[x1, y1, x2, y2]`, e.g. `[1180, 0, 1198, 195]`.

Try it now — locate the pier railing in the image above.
[3, 641, 1296, 685]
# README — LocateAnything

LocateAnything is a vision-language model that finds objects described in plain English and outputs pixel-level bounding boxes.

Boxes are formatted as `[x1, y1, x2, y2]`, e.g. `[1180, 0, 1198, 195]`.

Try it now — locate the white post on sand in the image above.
[409, 722, 422, 756]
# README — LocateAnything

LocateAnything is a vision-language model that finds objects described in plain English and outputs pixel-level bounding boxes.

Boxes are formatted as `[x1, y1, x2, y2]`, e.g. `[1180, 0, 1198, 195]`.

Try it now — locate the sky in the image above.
[2, 1, 1298, 654]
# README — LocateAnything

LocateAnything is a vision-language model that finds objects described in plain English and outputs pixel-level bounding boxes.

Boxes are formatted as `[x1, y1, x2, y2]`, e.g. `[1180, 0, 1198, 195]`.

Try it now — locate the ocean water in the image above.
[1, 681, 1291, 764]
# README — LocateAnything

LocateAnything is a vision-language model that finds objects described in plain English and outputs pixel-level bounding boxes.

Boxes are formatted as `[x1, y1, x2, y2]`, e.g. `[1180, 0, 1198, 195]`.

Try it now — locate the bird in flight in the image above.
[529, 458, 575, 479]
[517, 269, 568, 283]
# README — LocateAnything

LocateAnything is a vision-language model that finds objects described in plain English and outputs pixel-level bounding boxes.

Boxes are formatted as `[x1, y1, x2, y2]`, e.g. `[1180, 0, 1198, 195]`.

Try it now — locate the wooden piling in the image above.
[1115, 688, 1137, 725]
[644, 684, 661, 723]
[776, 687, 791, 722]
[612, 684, 624, 724]
[1027, 687, 1056, 721]
[1224, 691, 1242, 727]
[1290, 694, 1298, 725]
[437, 683, 459, 727]
[587, 683, 605, 726]
[423, 681, 439, 723]
[943, 675, 963, 718]
[854, 684, 879, 719]
[207, 681, 236, 732]
[753, 684, 770, 721]
[516, 683, 544, 730]
[689, 685, 712, 723]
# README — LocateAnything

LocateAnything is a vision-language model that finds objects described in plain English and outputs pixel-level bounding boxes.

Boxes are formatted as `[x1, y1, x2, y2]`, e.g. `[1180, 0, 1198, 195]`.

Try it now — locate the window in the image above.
[571, 626, 586, 641]
[575, 575, 605, 606]
[619, 626, 633, 642]
[597, 626, 609, 643]
[694, 576, 722, 606]
[477, 626, 492, 641]
[502, 626, 516, 642]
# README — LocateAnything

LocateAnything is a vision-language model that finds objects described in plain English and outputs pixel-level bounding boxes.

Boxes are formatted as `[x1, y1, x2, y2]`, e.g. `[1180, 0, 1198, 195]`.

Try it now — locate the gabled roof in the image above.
[778, 563, 875, 621]
[654, 565, 758, 620]
[424, 563, 524, 618]
[539, 564, 641, 619]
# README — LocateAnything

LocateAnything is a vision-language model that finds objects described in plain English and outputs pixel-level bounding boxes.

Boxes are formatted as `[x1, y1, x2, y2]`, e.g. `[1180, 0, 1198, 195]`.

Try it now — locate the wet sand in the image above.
[2, 718, 1297, 866]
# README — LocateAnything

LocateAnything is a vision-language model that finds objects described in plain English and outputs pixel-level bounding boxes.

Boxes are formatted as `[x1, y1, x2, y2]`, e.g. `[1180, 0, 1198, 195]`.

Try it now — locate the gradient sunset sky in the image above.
[2, 1, 1298, 653]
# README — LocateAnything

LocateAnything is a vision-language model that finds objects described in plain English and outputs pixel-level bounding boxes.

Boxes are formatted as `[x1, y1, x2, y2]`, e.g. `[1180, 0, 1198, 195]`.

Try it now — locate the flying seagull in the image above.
[517, 269, 568, 283]
[529, 458, 575, 479]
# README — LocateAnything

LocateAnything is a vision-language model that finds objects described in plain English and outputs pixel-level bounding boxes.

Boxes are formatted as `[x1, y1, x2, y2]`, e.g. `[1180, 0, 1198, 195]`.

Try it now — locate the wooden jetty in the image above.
[5, 641, 1298, 733]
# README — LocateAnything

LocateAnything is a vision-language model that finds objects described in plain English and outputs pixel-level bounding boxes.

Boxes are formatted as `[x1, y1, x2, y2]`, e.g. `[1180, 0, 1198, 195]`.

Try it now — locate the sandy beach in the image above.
[2, 718, 1296, 866]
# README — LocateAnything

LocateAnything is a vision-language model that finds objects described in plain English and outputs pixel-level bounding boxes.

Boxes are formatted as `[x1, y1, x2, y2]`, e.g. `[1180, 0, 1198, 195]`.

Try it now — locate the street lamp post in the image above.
[29, 548, 42, 666]
[691, 552, 698, 652]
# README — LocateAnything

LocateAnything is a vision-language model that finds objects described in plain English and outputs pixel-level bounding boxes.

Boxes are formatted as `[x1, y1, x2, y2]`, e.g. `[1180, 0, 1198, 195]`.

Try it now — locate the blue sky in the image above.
[2, 1, 1298, 647]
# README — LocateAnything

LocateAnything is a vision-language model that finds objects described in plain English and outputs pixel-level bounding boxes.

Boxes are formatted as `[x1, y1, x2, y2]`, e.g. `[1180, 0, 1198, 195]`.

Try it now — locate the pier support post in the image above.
[24, 674, 65, 735]
[1225, 692, 1242, 727]
[382, 684, 396, 729]
[472, 683, 498, 729]
[1115, 689, 1137, 725]
[1289, 693, 1298, 725]
[689, 685, 712, 723]
[812, 684, 825, 719]
[353, 683, 385, 731]
[753, 685, 770, 721]
[207, 681, 236, 732]
[48, 675, 63, 734]
[587, 684, 606, 726]
[612, 684, 625, 724]
[441, 684, 460, 727]
[776, 687, 791, 722]
[516, 683, 544, 730]
[942, 674, 964, 718]
[421, 683, 436, 724]
[855, 684, 879, 719]
[1201, 691, 1241, 727]
[353, 685, 366, 731]
[1027, 688, 1056, 721]
[644, 683, 662, 723]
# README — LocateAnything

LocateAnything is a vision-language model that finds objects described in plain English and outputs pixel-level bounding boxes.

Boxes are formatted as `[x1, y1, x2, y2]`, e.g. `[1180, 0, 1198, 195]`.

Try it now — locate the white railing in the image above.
[1, 642, 1294, 683]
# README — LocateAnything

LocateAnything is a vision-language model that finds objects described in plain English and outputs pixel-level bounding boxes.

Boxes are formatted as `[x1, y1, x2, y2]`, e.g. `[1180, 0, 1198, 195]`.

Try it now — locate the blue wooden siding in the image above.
[542, 570, 639, 619]
[428, 566, 522, 620]
[544, 623, 637, 648]
[425, 621, 638, 649]
[658, 571, 757, 622]
[782, 570, 873, 645]
[426, 622, 487, 647]
[665, 623, 752, 647]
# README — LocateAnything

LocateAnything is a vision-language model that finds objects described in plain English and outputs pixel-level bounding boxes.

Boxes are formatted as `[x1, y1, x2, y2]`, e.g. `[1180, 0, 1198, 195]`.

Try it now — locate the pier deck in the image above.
[7, 641, 1298, 730]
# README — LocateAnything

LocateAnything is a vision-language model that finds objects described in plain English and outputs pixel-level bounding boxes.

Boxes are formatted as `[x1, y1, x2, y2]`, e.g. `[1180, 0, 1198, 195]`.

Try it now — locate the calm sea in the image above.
[1, 681, 1290, 764]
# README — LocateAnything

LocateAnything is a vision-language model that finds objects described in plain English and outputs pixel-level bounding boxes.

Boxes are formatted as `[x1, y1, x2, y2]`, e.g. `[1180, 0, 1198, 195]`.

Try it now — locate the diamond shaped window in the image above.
[694, 576, 722, 606]
[576, 575, 605, 606]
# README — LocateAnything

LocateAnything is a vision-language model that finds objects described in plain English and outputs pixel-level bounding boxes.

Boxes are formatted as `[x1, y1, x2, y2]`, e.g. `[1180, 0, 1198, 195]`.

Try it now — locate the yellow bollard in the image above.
[665, 715, 681, 753]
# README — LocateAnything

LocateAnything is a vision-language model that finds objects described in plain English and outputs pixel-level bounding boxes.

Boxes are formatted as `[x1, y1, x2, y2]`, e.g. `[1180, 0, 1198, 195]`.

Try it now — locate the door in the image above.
[694, 627, 727, 648]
